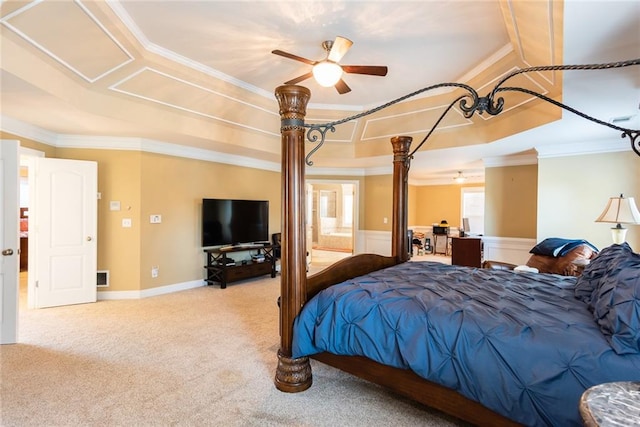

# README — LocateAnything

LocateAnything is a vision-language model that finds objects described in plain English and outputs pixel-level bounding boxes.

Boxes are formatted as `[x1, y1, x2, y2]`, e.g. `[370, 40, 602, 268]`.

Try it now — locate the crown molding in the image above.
[1, 115, 60, 145]
[57, 135, 281, 172]
[483, 153, 538, 168]
[457, 44, 513, 83]
[2, 115, 280, 172]
[535, 138, 631, 158]
[2, 114, 388, 176]
[307, 167, 367, 177]
[408, 176, 485, 186]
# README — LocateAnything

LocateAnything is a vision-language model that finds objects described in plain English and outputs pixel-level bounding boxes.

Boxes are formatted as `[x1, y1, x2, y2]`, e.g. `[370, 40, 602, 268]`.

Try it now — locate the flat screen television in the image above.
[202, 198, 269, 247]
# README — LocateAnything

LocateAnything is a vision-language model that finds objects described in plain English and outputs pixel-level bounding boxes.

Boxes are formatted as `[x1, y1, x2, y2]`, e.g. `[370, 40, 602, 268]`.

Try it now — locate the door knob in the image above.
[2, 249, 14, 256]
[87, 236, 92, 241]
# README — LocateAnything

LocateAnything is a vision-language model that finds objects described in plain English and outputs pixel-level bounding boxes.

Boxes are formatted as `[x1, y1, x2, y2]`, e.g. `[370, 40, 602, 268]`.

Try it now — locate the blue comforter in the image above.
[292, 261, 640, 426]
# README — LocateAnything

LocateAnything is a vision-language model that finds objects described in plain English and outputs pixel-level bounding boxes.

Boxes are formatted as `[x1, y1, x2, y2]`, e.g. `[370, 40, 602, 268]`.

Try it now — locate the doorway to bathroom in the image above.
[306, 180, 358, 266]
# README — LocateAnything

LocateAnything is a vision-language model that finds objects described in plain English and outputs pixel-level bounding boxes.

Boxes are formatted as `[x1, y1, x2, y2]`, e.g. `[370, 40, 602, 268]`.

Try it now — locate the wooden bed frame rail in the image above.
[312, 353, 519, 426]
[273, 84, 519, 426]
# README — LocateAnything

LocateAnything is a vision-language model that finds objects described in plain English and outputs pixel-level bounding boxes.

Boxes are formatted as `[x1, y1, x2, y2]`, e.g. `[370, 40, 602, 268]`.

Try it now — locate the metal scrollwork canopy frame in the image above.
[303, 59, 640, 166]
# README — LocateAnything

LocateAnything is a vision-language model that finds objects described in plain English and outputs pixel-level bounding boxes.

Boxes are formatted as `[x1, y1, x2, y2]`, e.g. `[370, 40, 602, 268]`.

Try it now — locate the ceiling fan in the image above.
[454, 171, 467, 184]
[272, 36, 388, 94]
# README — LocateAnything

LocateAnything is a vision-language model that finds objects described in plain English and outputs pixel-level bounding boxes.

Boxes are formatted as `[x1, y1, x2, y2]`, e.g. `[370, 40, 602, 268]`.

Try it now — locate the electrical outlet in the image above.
[150, 214, 162, 224]
[383, 217, 388, 224]
[151, 266, 159, 278]
[122, 218, 132, 228]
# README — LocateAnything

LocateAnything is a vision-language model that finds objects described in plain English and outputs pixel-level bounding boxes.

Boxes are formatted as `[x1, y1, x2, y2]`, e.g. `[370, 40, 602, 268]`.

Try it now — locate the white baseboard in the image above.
[97, 279, 205, 300]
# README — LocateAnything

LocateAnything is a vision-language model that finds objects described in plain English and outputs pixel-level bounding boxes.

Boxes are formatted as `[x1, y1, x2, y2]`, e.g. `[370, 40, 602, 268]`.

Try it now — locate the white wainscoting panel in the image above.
[482, 236, 536, 265]
[359, 230, 392, 256]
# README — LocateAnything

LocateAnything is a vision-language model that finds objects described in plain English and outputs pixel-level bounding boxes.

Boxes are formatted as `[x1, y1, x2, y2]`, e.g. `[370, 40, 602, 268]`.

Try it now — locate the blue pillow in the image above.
[575, 243, 629, 304]
[588, 243, 640, 355]
[530, 238, 598, 257]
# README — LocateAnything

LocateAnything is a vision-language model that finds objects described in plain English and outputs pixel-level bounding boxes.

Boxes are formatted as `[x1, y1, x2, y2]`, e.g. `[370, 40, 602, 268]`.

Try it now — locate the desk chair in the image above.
[432, 226, 449, 255]
[271, 232, 282, 259]
[272, 232, 310, 271]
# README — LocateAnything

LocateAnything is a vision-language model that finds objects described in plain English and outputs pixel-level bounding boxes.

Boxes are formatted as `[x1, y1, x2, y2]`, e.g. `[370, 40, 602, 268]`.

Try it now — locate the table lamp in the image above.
[595, 194, 640, 244]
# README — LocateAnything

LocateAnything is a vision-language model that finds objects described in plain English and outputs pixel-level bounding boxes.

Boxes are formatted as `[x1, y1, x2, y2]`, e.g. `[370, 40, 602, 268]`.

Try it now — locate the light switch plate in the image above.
[150, 214, 162, 224]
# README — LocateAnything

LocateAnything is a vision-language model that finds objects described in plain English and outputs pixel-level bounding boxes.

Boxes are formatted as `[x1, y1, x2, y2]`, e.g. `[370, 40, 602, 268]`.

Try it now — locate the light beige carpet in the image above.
[1, 266, 465, 427]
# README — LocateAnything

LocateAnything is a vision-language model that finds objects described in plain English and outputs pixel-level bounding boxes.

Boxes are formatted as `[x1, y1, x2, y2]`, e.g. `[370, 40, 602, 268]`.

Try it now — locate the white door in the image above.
[29, 158, 97, 309]
[1, 140, 20, 344]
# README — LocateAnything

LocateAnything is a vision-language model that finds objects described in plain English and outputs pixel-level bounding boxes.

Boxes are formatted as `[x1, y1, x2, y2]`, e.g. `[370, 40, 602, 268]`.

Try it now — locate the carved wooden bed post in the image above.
[391, 136, 412, 263]
[274, 85, 313, 392]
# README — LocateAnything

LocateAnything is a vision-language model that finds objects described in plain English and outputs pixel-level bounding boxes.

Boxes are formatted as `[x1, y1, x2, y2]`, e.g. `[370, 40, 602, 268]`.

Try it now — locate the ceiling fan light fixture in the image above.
[454, 171, 467, 184]
[313, 61, 343, 87]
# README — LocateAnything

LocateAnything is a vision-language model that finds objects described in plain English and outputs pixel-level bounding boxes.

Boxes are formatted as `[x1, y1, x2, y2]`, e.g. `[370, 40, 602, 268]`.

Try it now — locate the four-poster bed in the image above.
[273, 60, 640, 426]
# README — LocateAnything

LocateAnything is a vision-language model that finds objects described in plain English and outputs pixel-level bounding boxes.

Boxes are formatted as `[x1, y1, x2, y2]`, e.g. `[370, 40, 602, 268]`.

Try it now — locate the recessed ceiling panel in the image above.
[305, 117, 357, 143]
[2, 0, 133, 82]
[474, 67, 549, 121]
[361, 105, 472, 141]
[510, 0, 555, 67]
[111, 68, 279, 137]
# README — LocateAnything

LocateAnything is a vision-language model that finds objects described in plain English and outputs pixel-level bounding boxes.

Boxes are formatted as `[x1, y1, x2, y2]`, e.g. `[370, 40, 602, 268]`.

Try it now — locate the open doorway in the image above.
[17, 148, 43, 309]
[306, 180, 358, 266]
[18, 148, 98, 311]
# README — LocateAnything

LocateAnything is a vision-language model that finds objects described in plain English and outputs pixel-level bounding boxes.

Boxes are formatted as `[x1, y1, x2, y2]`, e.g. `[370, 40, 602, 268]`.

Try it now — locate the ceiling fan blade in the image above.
[284, 72, 313, 85]
[335, 79, 351, 94]
[272, 49, 316, 66]
[327, 36, 353, 62]
[342, 65, 388, 76]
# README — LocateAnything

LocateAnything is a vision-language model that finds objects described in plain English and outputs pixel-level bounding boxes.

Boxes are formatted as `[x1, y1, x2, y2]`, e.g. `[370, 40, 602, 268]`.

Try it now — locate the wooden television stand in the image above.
[204, 244, 276, 289]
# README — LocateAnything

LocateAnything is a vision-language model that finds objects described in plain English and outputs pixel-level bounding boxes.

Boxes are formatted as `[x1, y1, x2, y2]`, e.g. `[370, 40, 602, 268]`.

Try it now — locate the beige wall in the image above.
[57, 148, 143, 292]
[362, 174, 393, 231]
[407, 184, 417, 227]
[362, 176, 484, 233]
[10, 130, 639, 294]
[138, 152, 280, 291]
[537, 150, 639, 251]
[484, 164, 538, 238]
[17, 141, 281, 293]
[412, 183, 484, 229]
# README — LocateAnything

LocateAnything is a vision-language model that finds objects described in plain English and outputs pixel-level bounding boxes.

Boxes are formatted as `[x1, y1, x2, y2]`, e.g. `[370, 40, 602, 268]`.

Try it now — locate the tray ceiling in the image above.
[1, 0, 638, 183]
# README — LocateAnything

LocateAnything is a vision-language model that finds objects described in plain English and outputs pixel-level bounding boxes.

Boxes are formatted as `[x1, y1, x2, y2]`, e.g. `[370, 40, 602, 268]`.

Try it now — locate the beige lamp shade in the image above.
[595, 194, 640, 244]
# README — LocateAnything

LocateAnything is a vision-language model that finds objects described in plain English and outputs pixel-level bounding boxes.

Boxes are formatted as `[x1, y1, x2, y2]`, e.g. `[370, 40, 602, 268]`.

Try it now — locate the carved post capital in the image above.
[275, 85, 311, 124]
[391, 136, 413, 161]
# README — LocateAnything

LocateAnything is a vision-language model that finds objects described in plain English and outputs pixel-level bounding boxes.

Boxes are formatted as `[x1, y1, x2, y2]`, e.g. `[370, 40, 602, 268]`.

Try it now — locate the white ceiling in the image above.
[1, 0, 639, 184]
[116, 0, 509, 107]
